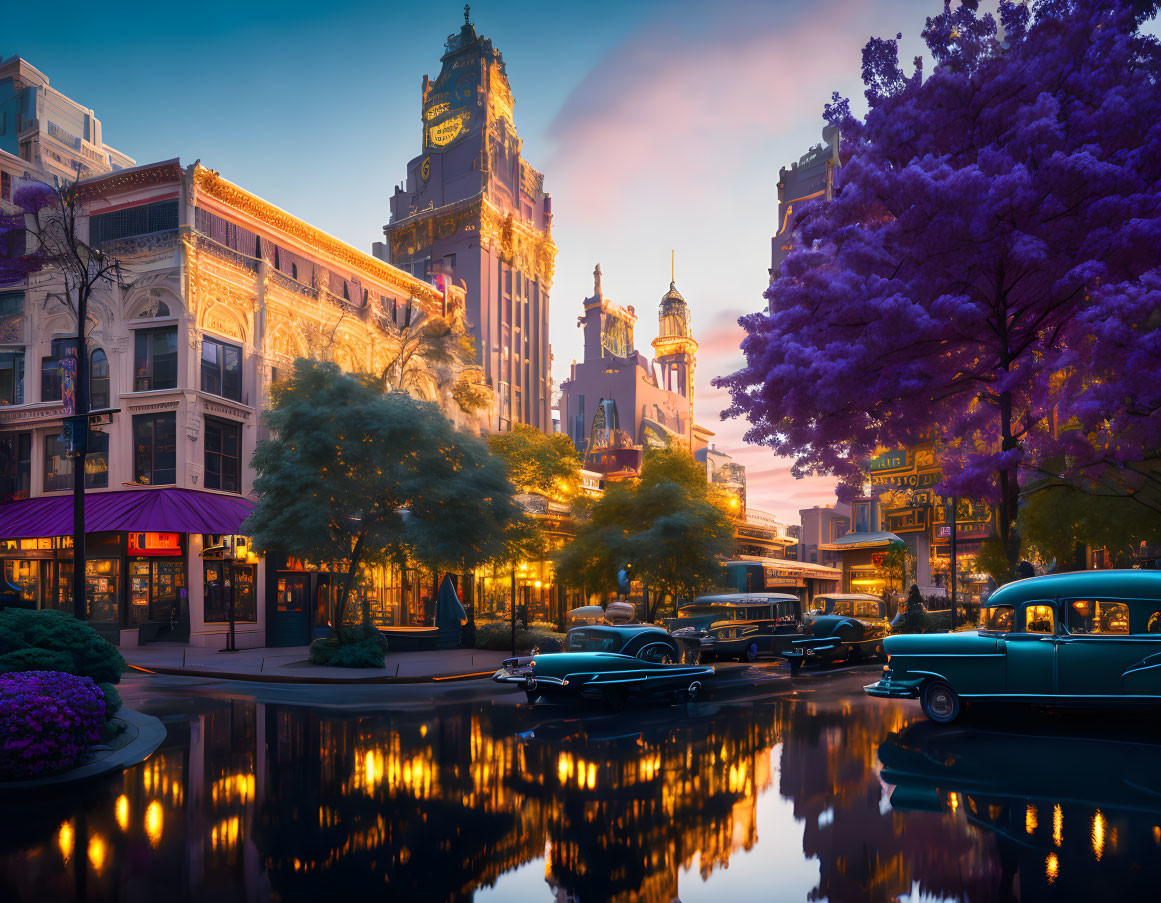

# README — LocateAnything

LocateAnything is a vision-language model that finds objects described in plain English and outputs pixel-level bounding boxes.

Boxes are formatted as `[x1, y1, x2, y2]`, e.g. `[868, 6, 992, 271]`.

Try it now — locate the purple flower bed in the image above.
[0, 671, 107, 780]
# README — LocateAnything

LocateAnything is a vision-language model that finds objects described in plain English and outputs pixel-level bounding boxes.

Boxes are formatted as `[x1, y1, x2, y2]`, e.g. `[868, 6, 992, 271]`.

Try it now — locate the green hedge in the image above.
[0, 609, 125, 684]
[308, 636, 386, 668]
[473, 620, 564, 653]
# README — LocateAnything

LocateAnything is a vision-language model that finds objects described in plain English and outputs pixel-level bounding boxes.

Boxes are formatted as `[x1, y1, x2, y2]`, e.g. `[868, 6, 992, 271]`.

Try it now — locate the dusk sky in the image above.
[8, 0, 936, 523]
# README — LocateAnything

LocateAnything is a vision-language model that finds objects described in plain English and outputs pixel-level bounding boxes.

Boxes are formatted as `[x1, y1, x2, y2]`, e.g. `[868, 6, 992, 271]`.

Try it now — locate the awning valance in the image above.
[0, 488, 255, 540]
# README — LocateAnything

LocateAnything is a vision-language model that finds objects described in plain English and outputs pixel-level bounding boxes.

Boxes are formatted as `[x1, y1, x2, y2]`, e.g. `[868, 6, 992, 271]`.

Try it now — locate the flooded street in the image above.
[2, 671, 1159, 902]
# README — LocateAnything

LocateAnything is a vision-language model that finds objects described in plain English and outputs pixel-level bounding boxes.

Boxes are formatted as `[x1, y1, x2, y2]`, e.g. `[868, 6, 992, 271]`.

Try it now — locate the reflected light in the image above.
[947, 792, 959, 811]
[1053, 804, 1063, 847]
[115, 794, 130, 832]
[1025, 803, 1038, 835]
[58, 820, 74, 864]
[1092, 810, 1105, 861]
[145, 800, 164, 849]
[87, 834, 107, 873]
[1046, 852, 1059, 885]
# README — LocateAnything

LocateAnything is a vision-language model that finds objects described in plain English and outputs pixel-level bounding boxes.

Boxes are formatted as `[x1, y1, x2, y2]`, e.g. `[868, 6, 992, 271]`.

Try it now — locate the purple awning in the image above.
[0, 489, 255, 540]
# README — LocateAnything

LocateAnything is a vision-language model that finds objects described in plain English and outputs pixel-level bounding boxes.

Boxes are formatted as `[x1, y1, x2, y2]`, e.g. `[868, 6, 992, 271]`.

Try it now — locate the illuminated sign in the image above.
[420, 156, 431, 181]
[427, 111, 470, 147]
[128, 532, 182, 556]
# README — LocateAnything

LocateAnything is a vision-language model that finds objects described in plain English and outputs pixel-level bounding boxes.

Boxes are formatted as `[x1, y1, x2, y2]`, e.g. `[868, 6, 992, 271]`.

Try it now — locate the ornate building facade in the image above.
[379, 11, 556, 433]
[0, 159, 482, 648]
[557, 264, 711, 471]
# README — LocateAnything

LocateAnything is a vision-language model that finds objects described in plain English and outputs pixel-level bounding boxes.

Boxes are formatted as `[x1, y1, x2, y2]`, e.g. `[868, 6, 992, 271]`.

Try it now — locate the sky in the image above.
[7, 0, 935, 524]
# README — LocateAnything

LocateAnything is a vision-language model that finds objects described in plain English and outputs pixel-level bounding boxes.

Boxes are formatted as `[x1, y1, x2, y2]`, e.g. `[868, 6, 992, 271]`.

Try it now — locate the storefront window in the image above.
[0, 349, 24, 405]
[41, 337, 76, 402]
[4, 559, 44, 607]
[127, 558, 185, 626]
[276, 574, 308, 612]
[86, 558, 120, 623]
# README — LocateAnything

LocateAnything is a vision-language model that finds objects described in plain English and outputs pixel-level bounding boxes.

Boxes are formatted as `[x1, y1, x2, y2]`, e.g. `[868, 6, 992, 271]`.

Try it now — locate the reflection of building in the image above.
[769, 127, 839, 292]
[0, 158, 474, 647]
[557, 264, 710, 460]
[380, 10, 555, 433]
[0, 56, 134, 187]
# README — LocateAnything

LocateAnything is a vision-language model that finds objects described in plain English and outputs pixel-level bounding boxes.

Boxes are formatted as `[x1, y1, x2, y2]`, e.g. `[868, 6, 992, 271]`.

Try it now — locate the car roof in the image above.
[815, 594, 883, 602]
[689, 594, 799, 606]
[986, 569, 1161, 607]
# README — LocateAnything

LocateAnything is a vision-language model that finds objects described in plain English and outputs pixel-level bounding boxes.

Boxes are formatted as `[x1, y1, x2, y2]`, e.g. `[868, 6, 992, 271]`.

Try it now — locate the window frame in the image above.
[0, 432, 31, 500]
[133, 326, 178, 392]
[200, 336, 242, 402]
[132, 412, 177, 486]
[1020, 601, 1057, 635]
[89, 348, 110, 410]
[0, 347, 24, 405]
[203, 415, 242, 493]
[40, 337, 77, 402]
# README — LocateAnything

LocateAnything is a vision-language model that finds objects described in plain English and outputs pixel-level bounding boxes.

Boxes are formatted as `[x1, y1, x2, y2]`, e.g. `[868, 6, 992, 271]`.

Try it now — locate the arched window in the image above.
[342, 282, 350, 301]
[155, 300, 170, 316]
[90, 349, 109, 409]
[291, 263, 298, 281]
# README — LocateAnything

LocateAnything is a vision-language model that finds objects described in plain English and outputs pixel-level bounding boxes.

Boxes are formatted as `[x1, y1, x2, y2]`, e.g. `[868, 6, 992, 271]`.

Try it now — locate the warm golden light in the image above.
[87, 834, 107, 873]
[1092, 810, 1105, 860]
[947, 792, 959, 811]
[58, 820, 74, 864]
[1025, 803, 1038, 835]
[145, 800, 164, 849]
[1046, 852, 1059, 884]
[1053, 804, 1063, 847]
[115, 794, 130, 832]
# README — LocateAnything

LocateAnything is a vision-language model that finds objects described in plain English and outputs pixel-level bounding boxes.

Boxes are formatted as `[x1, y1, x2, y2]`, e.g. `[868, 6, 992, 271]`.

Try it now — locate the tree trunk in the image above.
[998, 387, 1020, 575]
[334, 531, 365, 642]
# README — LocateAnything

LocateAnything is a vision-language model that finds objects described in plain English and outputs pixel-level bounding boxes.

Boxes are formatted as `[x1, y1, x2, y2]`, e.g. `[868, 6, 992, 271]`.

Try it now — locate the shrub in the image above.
[327, 638, 386, 668]
[308, 637, 339, 665]
[0, 647, 75, 674]
[473, 620, 564, 653]
[0, 610, 124, 684]
[0, 671, 106, 779]
[98, 682, 122, 716]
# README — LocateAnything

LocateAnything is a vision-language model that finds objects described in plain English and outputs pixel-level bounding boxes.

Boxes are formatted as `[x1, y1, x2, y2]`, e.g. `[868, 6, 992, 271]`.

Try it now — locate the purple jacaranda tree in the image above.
[1, 179, 131, 615]
[716, 0, 1161, 572]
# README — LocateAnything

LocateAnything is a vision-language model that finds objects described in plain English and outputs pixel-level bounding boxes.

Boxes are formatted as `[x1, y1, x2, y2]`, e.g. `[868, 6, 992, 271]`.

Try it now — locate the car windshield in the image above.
[854, 601, 880, 618]
[567, 631, 622, 652]
[981, 605, 1015, 632]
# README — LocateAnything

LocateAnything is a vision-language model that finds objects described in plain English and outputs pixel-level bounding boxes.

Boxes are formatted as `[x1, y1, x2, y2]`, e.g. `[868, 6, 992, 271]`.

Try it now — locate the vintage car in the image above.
[493, 624, 714, 707]
[783, 595, 890, 671]
[865, 570, 1161, 723]
[667, 593, 802, 662]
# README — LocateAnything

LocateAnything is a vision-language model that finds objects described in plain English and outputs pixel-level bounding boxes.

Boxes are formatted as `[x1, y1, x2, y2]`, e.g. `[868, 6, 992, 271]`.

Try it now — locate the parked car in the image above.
[864, 570, 1161, 724]
[783, 596, 890, 671]
[493, 624, 713, 707]
[667, 593, 801, 662]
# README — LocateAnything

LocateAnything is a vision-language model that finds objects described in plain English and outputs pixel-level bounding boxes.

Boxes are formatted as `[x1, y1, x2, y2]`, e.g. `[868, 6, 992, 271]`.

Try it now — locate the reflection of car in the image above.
[667, 594, 801, 662]
[783, 596, 890, 671]
[865, 570, 1161, 724]
[493, 624, 713, 707]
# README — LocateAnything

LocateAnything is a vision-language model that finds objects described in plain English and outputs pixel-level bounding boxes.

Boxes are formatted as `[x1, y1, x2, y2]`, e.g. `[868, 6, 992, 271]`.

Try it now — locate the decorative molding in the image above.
[76, 159, 184, 201]
[192, 166, 444, 309]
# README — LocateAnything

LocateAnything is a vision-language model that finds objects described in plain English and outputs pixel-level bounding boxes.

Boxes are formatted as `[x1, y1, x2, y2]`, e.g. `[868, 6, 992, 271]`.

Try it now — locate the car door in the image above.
[1004, 601, 1058, 695]
[1058, 597, 1159, 696]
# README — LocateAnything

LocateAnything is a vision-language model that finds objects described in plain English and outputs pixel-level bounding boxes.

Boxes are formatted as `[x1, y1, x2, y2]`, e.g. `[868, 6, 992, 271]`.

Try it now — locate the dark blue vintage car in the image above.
[667, 593, 802, 662]
[493, 624, 714, 707]
[783, 594, 890, 671]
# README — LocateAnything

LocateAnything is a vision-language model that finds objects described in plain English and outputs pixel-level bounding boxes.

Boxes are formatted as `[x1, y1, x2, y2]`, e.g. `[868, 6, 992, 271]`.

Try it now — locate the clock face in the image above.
[424, 66, 476, 151]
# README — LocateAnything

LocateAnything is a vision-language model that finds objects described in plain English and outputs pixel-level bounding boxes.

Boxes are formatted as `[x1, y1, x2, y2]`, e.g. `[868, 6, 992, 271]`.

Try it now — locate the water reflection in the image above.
[1, 689, 1159, 901]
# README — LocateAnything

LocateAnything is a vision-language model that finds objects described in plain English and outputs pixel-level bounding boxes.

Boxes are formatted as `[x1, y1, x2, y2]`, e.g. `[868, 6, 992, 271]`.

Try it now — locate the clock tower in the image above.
[381, 8, 556, 433]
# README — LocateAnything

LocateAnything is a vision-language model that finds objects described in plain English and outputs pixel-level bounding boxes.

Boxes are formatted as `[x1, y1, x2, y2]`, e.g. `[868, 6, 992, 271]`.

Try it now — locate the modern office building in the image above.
[0, 159, 480, 648]
[0, 55, 134, 189]
[380, 10, 555, 433]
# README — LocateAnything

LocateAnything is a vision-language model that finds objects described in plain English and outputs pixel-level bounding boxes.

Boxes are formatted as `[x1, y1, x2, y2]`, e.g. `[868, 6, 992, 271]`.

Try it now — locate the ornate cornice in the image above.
[76, 159, 183, 201]
[192, 165, 443, 308]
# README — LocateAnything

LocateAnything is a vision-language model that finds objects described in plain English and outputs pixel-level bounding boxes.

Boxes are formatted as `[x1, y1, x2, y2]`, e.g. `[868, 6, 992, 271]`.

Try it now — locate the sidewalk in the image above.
[123, 644, 510, 684]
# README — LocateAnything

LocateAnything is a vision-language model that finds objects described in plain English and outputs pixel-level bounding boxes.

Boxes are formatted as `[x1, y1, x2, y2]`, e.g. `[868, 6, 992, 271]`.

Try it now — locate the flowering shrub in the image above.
[0, 671, 107, 779]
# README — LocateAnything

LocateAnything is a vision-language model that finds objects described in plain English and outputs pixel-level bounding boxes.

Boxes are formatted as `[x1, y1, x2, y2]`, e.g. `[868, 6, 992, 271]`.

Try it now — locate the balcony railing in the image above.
[268, 268, 315, 297]
[193, 231, 260, 272]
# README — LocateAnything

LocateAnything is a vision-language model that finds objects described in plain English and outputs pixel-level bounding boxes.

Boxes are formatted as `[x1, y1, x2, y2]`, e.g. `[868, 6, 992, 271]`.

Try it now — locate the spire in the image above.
[671, 249, 675, 285]
[594, 262, 602, 297]
[464, 3, 471, 25]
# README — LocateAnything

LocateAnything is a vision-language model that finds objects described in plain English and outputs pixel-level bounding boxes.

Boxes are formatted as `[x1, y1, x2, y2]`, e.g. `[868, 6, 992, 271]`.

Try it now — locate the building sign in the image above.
[868, 449, 910, 473]
[871, 551, 888, 567]
[763, 566, 806, 589]
[936, 522, 992, 541]
[128, 532, 182, 556]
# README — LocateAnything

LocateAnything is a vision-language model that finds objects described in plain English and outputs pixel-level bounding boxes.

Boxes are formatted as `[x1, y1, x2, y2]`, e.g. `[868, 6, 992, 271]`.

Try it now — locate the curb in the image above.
[127, 663, 501, 686]
[0, 707, 167, 794]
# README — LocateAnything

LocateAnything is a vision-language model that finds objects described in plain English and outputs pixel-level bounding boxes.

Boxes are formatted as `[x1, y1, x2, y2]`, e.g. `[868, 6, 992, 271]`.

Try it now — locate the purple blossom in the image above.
[0, 671, 107, 779]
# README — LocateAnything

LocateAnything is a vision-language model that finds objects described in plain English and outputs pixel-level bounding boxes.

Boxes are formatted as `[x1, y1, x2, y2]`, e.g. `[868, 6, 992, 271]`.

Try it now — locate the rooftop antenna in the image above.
[464, 3, 471, 24]
[670, 249, 675, 285]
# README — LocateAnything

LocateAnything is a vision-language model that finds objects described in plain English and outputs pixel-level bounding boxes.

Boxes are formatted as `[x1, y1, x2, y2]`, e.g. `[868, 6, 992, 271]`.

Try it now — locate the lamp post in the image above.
[510, 565, 517, 656]
[950, 496, 958, 630]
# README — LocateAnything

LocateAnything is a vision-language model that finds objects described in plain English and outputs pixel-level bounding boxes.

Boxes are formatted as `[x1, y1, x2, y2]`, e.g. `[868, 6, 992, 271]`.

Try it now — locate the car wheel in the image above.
[920, 680, 961, 724]
[847, 644, 863, 664]
[745, 643, 759, 663]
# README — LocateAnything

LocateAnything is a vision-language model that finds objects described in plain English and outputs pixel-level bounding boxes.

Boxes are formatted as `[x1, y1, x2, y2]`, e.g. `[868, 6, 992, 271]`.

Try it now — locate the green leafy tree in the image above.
[556, 445, 735, 621]
[487, 424, 582, 497]
[879, 541, 914, 593]
[246, 360, 518, 641]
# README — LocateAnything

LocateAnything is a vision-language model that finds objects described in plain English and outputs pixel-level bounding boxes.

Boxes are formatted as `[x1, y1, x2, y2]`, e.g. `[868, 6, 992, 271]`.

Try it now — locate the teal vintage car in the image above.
[866, 570, 1161, 723]
[493, 624, 714, 707]
[667, 593, 802, 662]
